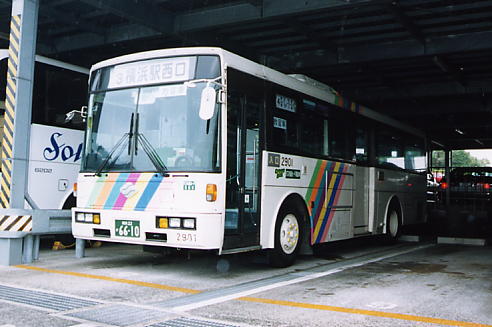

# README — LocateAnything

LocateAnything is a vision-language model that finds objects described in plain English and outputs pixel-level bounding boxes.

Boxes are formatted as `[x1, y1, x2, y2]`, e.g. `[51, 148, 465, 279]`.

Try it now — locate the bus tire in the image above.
[269, 204, 303, 268]
[385, 204, 402, 244]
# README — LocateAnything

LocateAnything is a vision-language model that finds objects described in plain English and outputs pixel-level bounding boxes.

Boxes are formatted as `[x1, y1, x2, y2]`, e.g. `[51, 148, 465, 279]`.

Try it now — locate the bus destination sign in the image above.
[108, 57, 192, 89]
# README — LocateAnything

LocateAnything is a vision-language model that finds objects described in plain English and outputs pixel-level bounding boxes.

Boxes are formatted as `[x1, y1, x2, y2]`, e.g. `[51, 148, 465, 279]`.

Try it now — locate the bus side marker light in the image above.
[206, 184, 217, 202]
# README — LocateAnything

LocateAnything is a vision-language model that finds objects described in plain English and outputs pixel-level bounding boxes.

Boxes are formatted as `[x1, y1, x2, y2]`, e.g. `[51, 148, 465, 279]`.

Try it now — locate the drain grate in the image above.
[148, 317, 240, 327]
[0, 284, 101, 311]
[66, 304, 170, 326]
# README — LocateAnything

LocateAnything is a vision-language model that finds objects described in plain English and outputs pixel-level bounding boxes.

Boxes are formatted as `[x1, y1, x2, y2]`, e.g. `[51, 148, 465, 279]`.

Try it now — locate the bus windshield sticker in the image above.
[109, 57, 192, 89]
[273, 117, 287, 130]
[138, 85, 187, 104]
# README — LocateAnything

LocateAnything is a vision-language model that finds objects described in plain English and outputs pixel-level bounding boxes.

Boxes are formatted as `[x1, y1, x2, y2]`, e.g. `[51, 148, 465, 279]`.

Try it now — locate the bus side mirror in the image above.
[199, 86, 216, 120]
[65, 106, 87, 123]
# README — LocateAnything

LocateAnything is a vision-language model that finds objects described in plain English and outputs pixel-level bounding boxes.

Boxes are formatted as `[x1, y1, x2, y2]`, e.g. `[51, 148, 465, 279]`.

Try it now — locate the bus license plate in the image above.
[115, 220, 140, 238]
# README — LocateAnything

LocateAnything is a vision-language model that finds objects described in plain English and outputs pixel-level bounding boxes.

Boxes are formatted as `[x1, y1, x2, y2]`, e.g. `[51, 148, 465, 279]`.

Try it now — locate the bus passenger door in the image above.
[224, 87, 262, 251]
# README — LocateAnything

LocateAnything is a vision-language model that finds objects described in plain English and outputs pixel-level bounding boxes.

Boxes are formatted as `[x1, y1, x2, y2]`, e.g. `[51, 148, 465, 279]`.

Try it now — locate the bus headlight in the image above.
[182, 218, 196, 229]
[75, 212, 101, 224]
[169, 218, 181, 228]
[156, 217, 195, 230]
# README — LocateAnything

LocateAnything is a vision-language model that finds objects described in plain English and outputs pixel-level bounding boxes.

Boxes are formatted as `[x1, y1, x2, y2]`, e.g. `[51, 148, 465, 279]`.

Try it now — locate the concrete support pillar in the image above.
[0, 0, 39, 265]
[33, 234, 40, 260]
[444, 149, 451, 207]
[75, 238, 85, 258]
[0, 236, 23, 265]
[22, 233, 33, 263]
[0, 0, 39, 209]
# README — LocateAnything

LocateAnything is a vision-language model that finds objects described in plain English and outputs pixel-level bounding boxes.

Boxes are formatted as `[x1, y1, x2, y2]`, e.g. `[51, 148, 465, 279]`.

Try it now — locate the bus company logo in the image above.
[275, 169, 285, 178]
[43, 132, 83, 163]
[120, 182, 137, 198]
[183, 181, 196, 191]
[268, 153, 281, 167]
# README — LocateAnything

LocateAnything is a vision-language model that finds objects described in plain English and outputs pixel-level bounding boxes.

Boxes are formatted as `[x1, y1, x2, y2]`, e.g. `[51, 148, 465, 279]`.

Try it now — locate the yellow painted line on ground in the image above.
[15, 265, 200, 294]
[240, 297, 492, 327]
[14, 265, 491, 327]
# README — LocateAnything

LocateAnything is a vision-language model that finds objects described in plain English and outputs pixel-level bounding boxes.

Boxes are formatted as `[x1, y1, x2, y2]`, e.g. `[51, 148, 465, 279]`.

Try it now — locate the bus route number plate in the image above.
[115, 220, 140, 238]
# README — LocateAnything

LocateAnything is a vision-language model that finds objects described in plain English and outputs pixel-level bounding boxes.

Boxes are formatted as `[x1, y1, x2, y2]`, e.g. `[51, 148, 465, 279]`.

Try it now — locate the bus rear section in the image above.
[0, 51, 88, 210]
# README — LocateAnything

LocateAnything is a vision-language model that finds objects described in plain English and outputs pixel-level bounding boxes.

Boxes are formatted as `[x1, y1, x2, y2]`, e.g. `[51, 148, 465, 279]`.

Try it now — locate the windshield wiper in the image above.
[94, 133, 129, 176]
[136, 133, 168, 175]
[134, 113, 168, 175]
[95, 113, 135, 175]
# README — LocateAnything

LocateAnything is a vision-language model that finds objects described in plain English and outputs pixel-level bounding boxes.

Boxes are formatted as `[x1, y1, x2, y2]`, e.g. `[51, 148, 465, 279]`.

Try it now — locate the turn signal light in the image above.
[157, 217, 168, 228]
[206, 184, 217, 202]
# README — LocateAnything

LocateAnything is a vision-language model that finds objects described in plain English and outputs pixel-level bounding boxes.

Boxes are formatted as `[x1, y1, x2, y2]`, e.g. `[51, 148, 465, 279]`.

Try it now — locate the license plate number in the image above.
[115, 220, 140, 238]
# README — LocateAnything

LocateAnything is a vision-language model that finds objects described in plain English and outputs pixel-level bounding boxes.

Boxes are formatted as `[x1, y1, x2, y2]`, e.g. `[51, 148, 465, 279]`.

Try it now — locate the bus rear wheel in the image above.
[385, 205, 401, 244]
[269, 205, 303, 267]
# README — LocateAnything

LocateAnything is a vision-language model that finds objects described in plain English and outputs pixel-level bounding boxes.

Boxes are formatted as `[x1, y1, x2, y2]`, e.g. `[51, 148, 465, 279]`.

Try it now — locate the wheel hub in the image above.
[280, 214, 299, 254]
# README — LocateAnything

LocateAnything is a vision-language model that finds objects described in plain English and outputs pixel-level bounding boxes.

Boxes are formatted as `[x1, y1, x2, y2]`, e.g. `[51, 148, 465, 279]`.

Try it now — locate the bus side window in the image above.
[327, 112, 348, 160]
[300, 108, 324, 156]
[376, 128, 405, 169]
[271, 93, 298, 149]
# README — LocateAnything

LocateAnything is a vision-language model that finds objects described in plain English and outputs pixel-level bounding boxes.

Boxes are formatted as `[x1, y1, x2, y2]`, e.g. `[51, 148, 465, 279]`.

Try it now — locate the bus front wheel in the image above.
[269, 205, 303, 267]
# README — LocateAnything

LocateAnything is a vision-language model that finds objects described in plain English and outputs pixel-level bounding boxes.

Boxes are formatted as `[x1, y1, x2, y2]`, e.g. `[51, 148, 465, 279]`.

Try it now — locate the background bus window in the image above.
[376, 129, 405, 169]
[404, 137, 426, 171]
[355, 127, 369, 164]
[32, 62, 88, 130]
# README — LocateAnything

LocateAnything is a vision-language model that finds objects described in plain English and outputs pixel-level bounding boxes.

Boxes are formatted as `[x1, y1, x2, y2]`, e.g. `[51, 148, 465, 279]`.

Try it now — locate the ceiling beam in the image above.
[79, 0, 174, 34]
[284, 18, 337, 54]
[386, 1, 425, 45]
[432, 55, 467, 87]
[268, 30, 492, 70]
[38, 3, 103, 37]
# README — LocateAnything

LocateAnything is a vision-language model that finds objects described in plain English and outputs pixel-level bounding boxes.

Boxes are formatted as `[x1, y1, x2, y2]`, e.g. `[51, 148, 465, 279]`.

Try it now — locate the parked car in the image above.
[438, 167, 492, 203]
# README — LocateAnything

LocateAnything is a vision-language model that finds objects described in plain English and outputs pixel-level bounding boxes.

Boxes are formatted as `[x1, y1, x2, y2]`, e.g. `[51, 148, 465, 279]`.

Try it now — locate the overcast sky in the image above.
[467, 150, 492, 166]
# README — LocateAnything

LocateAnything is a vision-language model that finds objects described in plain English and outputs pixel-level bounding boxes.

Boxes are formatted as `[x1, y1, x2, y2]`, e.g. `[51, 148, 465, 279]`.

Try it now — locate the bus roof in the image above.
[90, 47, 424, 138]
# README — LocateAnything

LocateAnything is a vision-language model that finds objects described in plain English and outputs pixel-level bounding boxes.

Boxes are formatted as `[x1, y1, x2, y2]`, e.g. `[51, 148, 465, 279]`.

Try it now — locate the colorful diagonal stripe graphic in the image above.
[86, 173, 164, 211]
[306, 160, 350, 244]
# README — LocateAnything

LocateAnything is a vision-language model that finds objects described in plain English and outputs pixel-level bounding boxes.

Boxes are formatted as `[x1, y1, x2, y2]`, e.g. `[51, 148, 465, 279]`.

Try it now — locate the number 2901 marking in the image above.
[177, 233, 196, 243]
[281, 156, 293, 167]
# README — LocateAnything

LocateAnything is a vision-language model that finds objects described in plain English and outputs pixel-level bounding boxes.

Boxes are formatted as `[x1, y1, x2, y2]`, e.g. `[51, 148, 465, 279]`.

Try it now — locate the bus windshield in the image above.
[82, 55, 221, 173]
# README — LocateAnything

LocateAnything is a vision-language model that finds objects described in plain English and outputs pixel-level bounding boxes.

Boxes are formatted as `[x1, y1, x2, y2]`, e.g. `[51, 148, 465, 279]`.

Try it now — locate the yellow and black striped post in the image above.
[0, 14, 21, 209]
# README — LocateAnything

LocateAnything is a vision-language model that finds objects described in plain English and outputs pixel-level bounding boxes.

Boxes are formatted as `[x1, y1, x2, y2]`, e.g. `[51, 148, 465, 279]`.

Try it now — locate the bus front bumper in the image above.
[71, 208, 223, 250]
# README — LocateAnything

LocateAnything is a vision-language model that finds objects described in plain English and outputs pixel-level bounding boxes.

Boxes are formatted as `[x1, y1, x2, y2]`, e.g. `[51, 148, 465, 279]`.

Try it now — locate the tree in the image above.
[431, 150, 490, 167]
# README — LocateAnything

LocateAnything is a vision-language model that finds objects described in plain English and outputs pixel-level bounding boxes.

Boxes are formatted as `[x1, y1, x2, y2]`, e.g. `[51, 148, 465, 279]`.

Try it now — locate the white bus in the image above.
[0, 51, 88, 210]
[72, 47, 426, 266]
